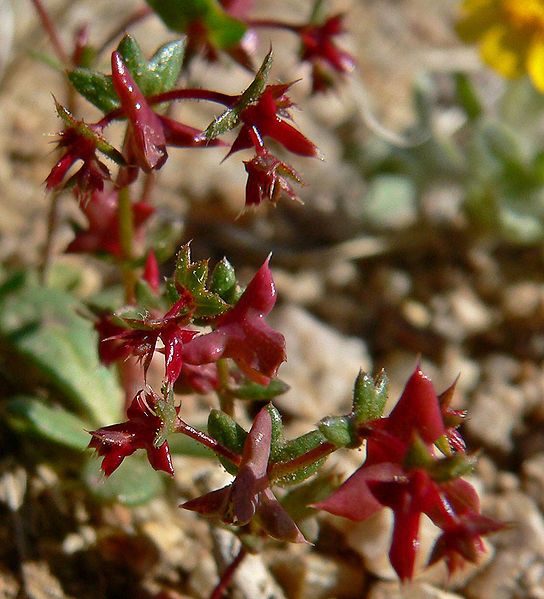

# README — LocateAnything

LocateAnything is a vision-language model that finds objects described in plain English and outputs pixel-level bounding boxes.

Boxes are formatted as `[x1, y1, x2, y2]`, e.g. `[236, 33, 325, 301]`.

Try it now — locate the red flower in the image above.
[182, 407, 306, 543]
[183, 257, 286, 384]
[227, 84, 320, 159]
[111, 51, 168, 173]
[99, 291, 197, 386]
[315, 367, 501, 581]
[66, 189, 154, 258]
[243, 128, 303, 207]
[89, 388, 175, 476]
[46, 125, 111, 198]
[429, 512, 504, 575]
[299, 15, 355, 93]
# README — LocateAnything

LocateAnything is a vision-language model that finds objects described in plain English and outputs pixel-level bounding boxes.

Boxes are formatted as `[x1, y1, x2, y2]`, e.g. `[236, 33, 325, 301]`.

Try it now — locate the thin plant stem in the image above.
[209, 546, 247, 599]
[175, 418, 241, 467]
[30, 0, 70, 65]
[96, 89, 237, 127]
[117, 185, 137, 304]
[39, 189, 61, 285]
[217, 359, 234, 417]
[269, 441, 336, 481]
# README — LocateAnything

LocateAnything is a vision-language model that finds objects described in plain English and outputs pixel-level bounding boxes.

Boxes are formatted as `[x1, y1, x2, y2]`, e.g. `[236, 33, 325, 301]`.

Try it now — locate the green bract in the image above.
[69, 35, 185, 113]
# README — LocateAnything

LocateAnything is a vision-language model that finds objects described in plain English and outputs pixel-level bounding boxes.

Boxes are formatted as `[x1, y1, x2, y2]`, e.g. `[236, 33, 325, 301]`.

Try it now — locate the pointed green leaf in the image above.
[117, 34, 148, 84]
[68, 68, 120, 112]
[204, 50, 273, 140]
[207, 408, 245, 474]
[430, 453, 478, 483]
[352, 369, 388, 424]
[318, 415, 356, 448]
[54, 99, 125, 165]
[148, 39, 186, 92]
[231, 378, 290, 401]
[211, 257, 236, 297]
[6, 396, 91, 451]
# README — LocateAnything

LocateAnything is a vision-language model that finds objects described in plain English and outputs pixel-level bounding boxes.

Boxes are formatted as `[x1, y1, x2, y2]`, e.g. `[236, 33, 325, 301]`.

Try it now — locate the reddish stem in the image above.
[30, 0, 70, 66]
[245, 18, 301, 34]
[209, 546, 247, 599]
[96, 89, 238, 128]
[269, 441, 336, 480]
[175, 418, 242, 467]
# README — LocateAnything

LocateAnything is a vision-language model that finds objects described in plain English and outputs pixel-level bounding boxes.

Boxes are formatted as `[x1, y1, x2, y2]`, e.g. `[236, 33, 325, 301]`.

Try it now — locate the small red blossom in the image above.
[299, 15, 355, 93]
[315, 367, 502, 581]
[182, 407, 306, 543]
[111, 51, 168, 173]
[100, 292, 197, 386]
[66, 189, 154, 258]
[429, 512, 504, 575]
[46, 125, 111, 197]
[244, 128, 303, 207]
[183, 257, 286, 384]
[89, 388, 175, 476]
[227, 84, 320, 159]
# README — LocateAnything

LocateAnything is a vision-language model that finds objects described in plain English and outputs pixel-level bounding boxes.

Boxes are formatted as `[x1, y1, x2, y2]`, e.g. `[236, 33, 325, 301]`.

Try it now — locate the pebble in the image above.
[271, 305, 372, 422]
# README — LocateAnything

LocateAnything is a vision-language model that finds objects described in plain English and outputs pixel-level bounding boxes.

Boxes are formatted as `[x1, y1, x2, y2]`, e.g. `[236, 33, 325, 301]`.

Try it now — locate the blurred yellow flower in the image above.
[457, 0, 544, 91]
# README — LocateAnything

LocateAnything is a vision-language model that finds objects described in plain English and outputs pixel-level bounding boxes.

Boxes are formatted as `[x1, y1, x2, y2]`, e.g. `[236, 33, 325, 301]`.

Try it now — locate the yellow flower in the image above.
[457, 0, 544, 91]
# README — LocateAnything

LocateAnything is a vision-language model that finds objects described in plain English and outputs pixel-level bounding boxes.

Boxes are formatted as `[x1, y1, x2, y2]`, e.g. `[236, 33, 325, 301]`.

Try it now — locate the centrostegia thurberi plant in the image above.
[28, 1, 503, 596]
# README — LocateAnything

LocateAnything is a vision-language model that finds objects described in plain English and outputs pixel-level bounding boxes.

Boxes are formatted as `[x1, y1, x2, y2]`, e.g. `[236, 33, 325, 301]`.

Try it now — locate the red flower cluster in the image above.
[97, 257, 285, 389]
[315, 367, 503, 580]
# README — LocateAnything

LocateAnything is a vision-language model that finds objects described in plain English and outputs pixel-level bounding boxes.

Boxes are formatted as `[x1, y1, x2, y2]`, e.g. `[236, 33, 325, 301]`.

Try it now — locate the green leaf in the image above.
[0, 275, 123, 426]
[83, 456, 163, 505]
[68, 68, 120, 112]
[231, 378, 290, 401]
[318, 415, 355, 448]
[454, 72, 482, 121]
[6, 396, 91, 451]
[267, 405, 328, 486]
[211, 257, 236, 298]
[54, 100, 125, 165]
[430, 453, 478, 483]
[174, 244, 228, 318]
[117, 35, 148, 85]
[204, 49, 273, 140]
[148, 39, 186, 92]
[352, 369, 388, 424]
[145, 0, 246, 49]
[207, 409, 245, 474]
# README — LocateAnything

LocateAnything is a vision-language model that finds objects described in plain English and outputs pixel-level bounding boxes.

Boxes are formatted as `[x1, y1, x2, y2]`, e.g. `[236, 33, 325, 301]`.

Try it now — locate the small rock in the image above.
[21, 561, 65, 599]
[522, 453, 544, 511]
[269, 550, 365, 599]
[368, 581, 464, 599]
[271, 305, 371, 422]
[466, 383, 526, 451]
